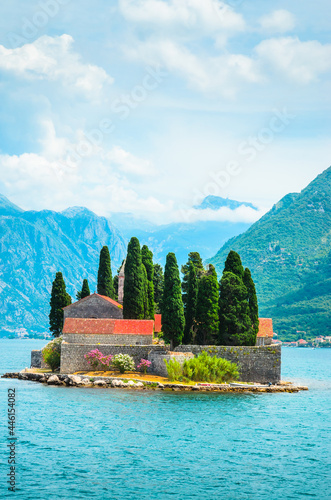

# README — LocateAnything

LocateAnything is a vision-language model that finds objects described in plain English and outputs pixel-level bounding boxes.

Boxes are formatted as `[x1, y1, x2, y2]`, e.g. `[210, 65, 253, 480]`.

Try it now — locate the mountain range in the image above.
[1, 166, 330, 341]
[0, 197, 126, 335]
[209, 166, 331, 339]
[0, 194, 253, 335]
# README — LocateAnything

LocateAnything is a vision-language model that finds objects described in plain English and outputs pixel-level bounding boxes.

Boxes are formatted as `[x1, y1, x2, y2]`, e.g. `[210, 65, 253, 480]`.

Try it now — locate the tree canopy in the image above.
[49, 272, 71, 337]
[97, 246, 115, 299]
[182, 261, 198, 344]
[123, 237, 144, 319]
[142, 245, 155, 319]
[153, 263, 164, 313]
[218, 271, 252, 346]
[76, 279, 90, 300]
[162, 252, 185, 349]
[223, 250, 244, 280]
[195, 265, 219, 345]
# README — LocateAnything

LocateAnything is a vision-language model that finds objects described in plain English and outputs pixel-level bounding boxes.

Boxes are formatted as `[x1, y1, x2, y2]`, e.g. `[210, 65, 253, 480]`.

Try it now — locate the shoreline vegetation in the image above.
[1, 369, 308, 393]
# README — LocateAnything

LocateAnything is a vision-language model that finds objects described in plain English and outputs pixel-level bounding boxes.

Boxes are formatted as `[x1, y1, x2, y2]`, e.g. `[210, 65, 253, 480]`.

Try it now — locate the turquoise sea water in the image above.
[0, 340, 330, 500]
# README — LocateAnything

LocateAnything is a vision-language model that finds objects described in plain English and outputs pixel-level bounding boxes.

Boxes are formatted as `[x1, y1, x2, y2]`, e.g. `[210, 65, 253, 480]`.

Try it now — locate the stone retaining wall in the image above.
[174, 345, 281, 384]
[148, 351, 194, 378]
[62, 333, 153, 345]
[31, 350, 48, 369]
[60, 343, 167, 373]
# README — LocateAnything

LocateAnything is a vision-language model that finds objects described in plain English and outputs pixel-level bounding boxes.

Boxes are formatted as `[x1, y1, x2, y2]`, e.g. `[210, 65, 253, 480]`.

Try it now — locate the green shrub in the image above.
[165, 351, 239, 383]
[112, 354, 135, 374]
[164, 359, 182, 381]
[42, 337, 62, 372]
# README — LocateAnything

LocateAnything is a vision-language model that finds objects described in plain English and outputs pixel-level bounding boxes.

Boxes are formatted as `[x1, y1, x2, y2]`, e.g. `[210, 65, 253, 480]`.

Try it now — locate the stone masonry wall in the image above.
[148, 352, 194, 378]
[60, 343, 167, 373]
[62, 333, 153, 345]
[31, 350, 49, 370]
[175, 345, 281, 384]
[64, 294, 123, 320]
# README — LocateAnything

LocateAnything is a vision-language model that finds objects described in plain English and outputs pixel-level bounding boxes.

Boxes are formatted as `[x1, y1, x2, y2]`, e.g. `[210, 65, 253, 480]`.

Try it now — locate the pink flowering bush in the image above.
[137, 359, 151, 375]
[84, 349, 113, 371]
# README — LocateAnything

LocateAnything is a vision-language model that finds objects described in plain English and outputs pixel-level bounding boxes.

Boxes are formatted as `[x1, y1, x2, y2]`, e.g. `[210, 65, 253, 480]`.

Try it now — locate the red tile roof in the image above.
[154, 314, 162, 333]
[62, 318, 153, 335]
[63, 293, 123, 310]
[257, 318, 274, 338]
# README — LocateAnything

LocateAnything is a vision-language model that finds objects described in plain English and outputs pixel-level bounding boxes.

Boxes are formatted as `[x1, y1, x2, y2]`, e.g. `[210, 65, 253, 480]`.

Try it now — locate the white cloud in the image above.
[256, 37, 331, 83]
[0, 148, 265, 224]
[0, 35, 113, 95]
[172, 205, 265, 224]
[125, 39, 261, 96]
[106, 146, 156, 176]
[119, 0, 245, 37]
[258, 10, 296, 34]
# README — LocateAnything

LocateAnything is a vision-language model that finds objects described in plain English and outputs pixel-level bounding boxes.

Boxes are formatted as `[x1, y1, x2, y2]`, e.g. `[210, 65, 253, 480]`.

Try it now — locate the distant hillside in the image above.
[209, 167, 331, 339]
[111, 195, 256, 266]
[0, 199, 126, 335]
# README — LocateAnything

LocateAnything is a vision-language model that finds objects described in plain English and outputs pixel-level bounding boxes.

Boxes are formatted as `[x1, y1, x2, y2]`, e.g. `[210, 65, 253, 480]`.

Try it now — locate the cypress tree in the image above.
[97, 246, 115, 298]
[113, 275, 118, 299]
[181, 252, 204, 309]
[195, 265, 219, 345]
[123, 237, 144, 319]
[141, 264, 149, 319]
[243, 267, 259, 345]
[183, 262, 198, 344]
[142, 245, 155, 319]
[76, 279, 90, 300]
[162, 252, 185, 349]
[153, 263, 164, 313]
[218, 271, 252, 346]
[223, 250, 244, 280]
[49, 272, 71, 337]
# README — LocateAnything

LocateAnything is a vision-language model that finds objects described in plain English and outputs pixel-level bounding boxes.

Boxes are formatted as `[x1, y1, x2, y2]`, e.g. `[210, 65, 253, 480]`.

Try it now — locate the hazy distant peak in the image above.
[0, 193, 24, 215]
[194, 195, 258, 211]
[61, 206, 98, 218]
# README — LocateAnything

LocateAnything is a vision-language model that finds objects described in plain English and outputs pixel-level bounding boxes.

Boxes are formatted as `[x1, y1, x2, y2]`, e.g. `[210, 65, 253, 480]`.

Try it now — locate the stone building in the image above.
[63, 293, 123, 320]
[117, 260, 125, 304]
[62, 317, 154, 345]
[256, 318, 274, 346]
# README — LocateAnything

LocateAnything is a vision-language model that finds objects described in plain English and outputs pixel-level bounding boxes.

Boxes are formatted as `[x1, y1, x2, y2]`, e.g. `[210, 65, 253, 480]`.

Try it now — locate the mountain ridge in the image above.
[209, 166, 331, 339]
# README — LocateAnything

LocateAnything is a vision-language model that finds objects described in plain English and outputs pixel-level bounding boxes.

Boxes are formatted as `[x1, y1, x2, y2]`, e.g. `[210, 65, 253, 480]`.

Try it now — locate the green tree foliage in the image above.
[243, 267, 259, 344]
[141, 264, 149, 319]
[223, 250, 244, 280]
[97, 246, 115, 299]
[181, 252, 205, 308]
[113, 275, 118, 300]
[165, 352, 239, 383]
[49, 272, 71, 337]
[76, 279, 90, 300]
[162, 252, 185, 349]
[218, 271, 252, 346]
[142, 245, 155, 319]
[153, 263, 164, 313]
[195, 265, 219, 345]
[42, 337, 62, 371]
[183, 262, 198, 344]
[123, 237, 144, 319]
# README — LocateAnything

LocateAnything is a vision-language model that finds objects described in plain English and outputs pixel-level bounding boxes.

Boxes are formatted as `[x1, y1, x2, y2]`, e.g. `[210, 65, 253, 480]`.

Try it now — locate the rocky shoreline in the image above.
[1, 371, 308, 393]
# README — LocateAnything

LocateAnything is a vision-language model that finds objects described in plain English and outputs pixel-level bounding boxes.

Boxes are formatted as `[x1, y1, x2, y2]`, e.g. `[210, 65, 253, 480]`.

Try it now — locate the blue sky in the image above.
[0, 0, 330, 224]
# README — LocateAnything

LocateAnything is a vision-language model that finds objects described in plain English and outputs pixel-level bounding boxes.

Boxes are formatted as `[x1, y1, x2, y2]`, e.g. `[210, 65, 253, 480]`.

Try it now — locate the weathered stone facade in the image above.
[148, 351, 194, 377]
[60, 343, 167, 373]
[174, 345, 281, 384]
[63, 293, 123, 320]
